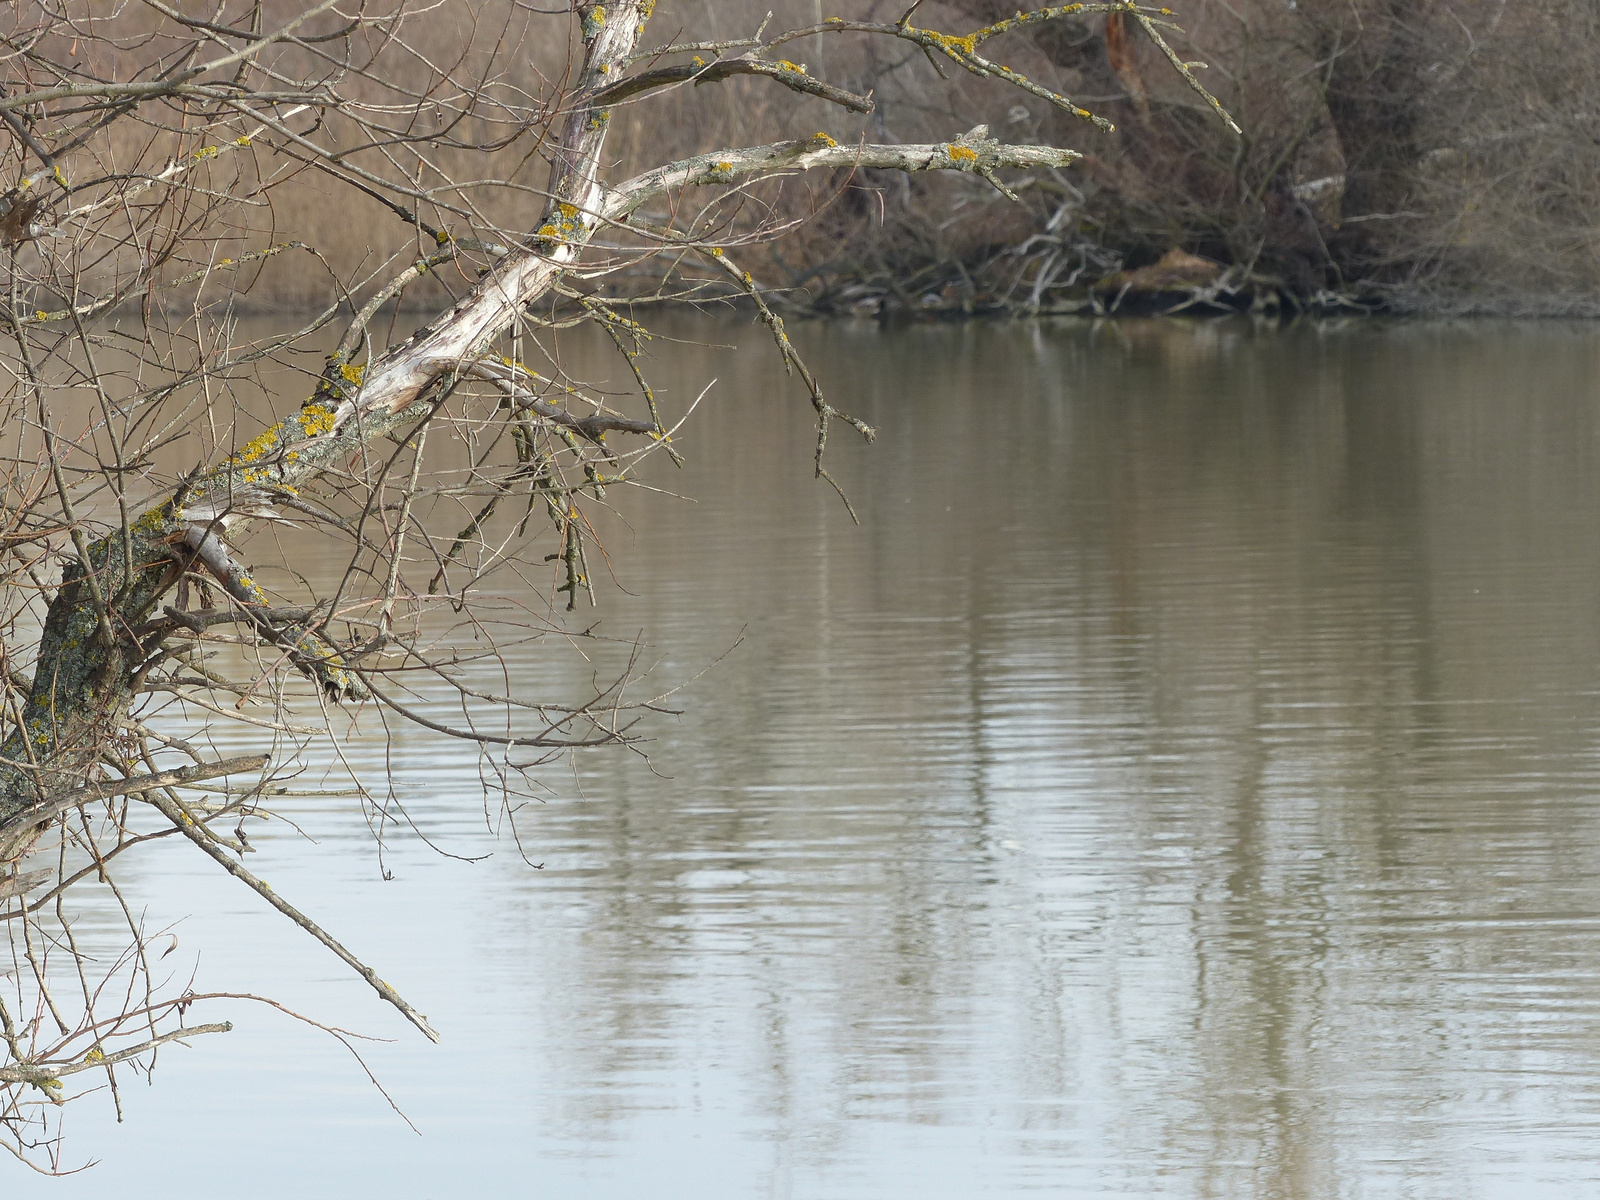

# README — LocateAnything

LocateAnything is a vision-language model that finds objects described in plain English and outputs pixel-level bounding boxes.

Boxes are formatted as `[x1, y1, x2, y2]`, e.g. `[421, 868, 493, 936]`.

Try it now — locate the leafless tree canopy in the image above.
[0, 0, 1231, 1169]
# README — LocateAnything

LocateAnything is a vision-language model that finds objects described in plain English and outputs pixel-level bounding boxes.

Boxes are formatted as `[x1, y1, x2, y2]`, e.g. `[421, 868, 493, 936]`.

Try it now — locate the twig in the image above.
[0, 1023, 233, 1087]
[139, 788, 440, 1044]
[0, 756, 269, 862]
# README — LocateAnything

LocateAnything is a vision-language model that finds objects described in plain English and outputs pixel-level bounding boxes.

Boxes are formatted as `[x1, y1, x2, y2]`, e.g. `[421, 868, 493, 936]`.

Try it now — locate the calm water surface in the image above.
[32, 317, 1600, 1197]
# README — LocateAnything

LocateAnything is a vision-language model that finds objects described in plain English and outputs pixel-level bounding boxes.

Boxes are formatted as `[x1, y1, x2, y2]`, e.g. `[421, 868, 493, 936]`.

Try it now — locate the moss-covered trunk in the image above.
[0, 530, 181, 848]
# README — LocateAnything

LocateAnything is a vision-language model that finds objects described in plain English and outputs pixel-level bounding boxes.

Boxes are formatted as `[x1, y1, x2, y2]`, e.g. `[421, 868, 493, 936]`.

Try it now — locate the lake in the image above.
[31, 316, 1600, 1197]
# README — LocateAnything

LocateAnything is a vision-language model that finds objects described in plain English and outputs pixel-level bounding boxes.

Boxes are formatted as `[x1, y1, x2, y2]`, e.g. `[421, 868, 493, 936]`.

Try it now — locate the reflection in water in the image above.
[32, 318, 1600, 1198]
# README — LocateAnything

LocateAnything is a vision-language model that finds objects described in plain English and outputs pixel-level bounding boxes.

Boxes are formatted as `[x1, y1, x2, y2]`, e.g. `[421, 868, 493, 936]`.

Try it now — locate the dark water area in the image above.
[32, 317, 1600, 1197]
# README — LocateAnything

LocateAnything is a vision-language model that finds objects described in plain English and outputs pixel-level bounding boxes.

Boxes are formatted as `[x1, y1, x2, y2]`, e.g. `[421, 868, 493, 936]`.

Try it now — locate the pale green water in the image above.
[30, 317, 1600, 1197]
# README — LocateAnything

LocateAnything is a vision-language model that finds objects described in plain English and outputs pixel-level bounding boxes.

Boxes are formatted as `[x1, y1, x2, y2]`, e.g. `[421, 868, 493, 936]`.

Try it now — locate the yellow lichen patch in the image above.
[543, 202, 585, 243]
[236, 135, 252, 147]
[230, 423, 282, 465]
[192, 145, 220, 160]
[811, 131, 838, 148]
[132, 506, 171, 536]
[776, 60, 805, 74]
[498, 355, 543, 379]
[948, 144, 979, 164]
[296, 403, 337, 438]
[340, 362, 365, 387]
[435, 228, 452, 245]
[925, 29, 979, 55]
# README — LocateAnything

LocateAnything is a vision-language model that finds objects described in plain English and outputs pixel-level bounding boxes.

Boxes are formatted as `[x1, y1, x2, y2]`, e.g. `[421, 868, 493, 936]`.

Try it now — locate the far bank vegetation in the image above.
[17, 1, 1596, 316]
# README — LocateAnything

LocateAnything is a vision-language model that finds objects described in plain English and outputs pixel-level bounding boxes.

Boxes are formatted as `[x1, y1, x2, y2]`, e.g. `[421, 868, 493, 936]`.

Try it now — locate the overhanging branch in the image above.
[605, 126, 1083, 221]
[0, 754, 269, 861]
[594, 55, 873, 113]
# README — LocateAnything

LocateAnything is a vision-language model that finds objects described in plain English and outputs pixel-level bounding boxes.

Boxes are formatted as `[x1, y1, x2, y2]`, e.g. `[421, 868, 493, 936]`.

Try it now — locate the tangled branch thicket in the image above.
[0, 0, 1234, 1170]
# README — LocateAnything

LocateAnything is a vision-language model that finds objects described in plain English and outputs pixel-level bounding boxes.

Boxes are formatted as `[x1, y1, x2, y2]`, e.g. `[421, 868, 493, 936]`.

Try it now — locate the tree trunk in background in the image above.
[1316, 0, 1427, 272]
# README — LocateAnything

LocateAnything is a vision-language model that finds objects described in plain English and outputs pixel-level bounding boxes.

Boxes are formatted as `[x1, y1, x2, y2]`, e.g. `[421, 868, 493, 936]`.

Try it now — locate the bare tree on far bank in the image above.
[0, 0, 1233, 1171]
